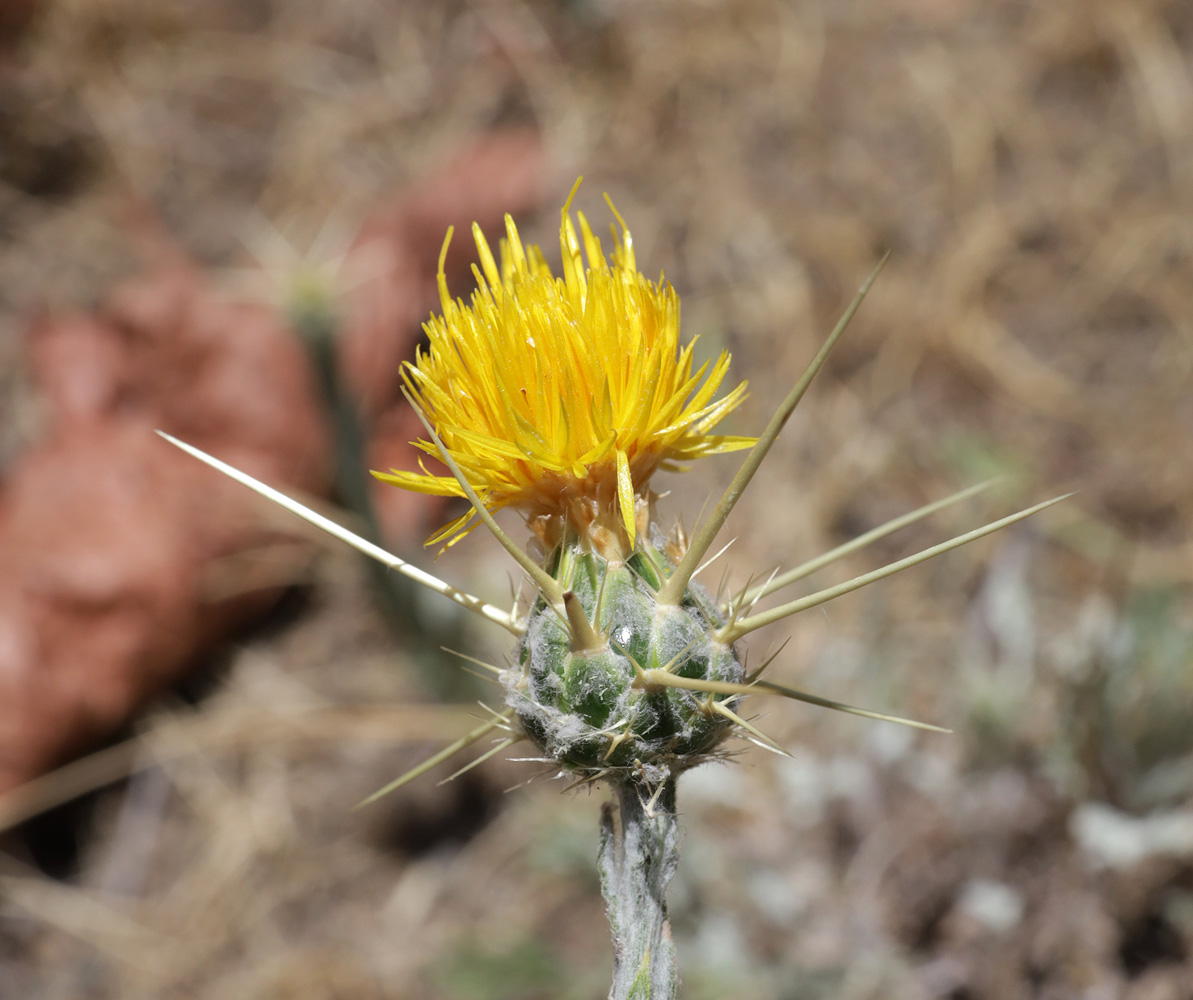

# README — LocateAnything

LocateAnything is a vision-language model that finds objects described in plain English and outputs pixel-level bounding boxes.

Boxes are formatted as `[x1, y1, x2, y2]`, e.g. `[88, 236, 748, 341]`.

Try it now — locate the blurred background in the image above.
[1, 1, 1191, 998]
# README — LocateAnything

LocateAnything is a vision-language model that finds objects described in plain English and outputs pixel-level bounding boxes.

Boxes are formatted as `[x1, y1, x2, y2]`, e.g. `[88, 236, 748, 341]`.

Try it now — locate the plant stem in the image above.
[599, 777, 680, 1000]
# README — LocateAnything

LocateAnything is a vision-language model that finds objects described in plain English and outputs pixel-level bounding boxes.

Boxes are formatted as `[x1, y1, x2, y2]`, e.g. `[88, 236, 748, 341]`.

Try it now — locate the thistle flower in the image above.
[374, 182, 753, 558]
[161, 182, 1068, 1000]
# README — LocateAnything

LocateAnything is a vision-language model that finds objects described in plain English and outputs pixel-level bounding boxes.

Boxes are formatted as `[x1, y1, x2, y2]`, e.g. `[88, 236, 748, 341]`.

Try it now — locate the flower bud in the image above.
[508, 543, 743, 773]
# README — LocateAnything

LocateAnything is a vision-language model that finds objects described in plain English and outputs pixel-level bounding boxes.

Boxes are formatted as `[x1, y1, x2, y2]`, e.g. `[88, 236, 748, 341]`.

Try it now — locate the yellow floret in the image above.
[374, 182, 754, 556]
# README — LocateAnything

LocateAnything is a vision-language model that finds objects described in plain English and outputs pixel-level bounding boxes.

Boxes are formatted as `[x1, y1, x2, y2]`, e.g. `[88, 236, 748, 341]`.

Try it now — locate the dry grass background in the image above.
[1, 1, 1192, 998]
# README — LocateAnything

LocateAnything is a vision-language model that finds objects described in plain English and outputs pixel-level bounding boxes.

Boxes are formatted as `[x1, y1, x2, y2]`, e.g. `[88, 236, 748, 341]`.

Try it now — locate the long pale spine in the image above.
[599, 779, 680, 1000]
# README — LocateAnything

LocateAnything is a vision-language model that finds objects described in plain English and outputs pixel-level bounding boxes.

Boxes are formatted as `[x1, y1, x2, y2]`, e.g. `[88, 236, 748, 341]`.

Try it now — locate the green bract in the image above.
[508, 543, 744, 774]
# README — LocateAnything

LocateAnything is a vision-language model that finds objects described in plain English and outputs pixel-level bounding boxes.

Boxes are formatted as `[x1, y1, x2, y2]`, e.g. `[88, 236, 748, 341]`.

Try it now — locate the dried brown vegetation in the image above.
[0, 1, 1190, 998]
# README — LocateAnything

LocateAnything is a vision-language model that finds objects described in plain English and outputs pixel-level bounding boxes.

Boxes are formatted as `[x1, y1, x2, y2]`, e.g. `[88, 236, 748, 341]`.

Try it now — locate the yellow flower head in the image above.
[374, 182, 754, 557]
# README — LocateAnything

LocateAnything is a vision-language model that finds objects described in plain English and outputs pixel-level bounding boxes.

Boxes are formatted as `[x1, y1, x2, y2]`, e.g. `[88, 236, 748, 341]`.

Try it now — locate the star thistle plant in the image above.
[161, 182, 1067, 1000]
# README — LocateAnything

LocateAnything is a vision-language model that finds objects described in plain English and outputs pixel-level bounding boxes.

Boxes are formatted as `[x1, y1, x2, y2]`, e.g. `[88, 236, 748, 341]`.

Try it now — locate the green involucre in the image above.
[508, 544, 743, 773]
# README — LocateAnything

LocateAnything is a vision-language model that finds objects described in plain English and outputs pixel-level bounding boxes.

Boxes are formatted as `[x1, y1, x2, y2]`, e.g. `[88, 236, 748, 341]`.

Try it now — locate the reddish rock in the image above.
[0, 130, 546, 795]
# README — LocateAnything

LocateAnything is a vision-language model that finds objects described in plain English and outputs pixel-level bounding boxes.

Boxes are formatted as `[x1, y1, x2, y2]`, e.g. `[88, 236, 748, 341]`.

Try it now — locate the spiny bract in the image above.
[376, 182, 759, 777]
[364, 183, 1063, 782]
[163, 182, 1065, 793]
[512, 542, 742, 776]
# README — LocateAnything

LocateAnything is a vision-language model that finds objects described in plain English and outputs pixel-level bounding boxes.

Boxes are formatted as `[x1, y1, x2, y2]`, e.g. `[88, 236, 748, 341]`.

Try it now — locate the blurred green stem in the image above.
[599, 778, 679, 1000]
[294, 304, 470, 698]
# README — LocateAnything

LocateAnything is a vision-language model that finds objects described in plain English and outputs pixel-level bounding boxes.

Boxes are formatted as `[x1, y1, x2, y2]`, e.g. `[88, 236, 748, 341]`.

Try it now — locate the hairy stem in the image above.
[599, 778, 680, 1000]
